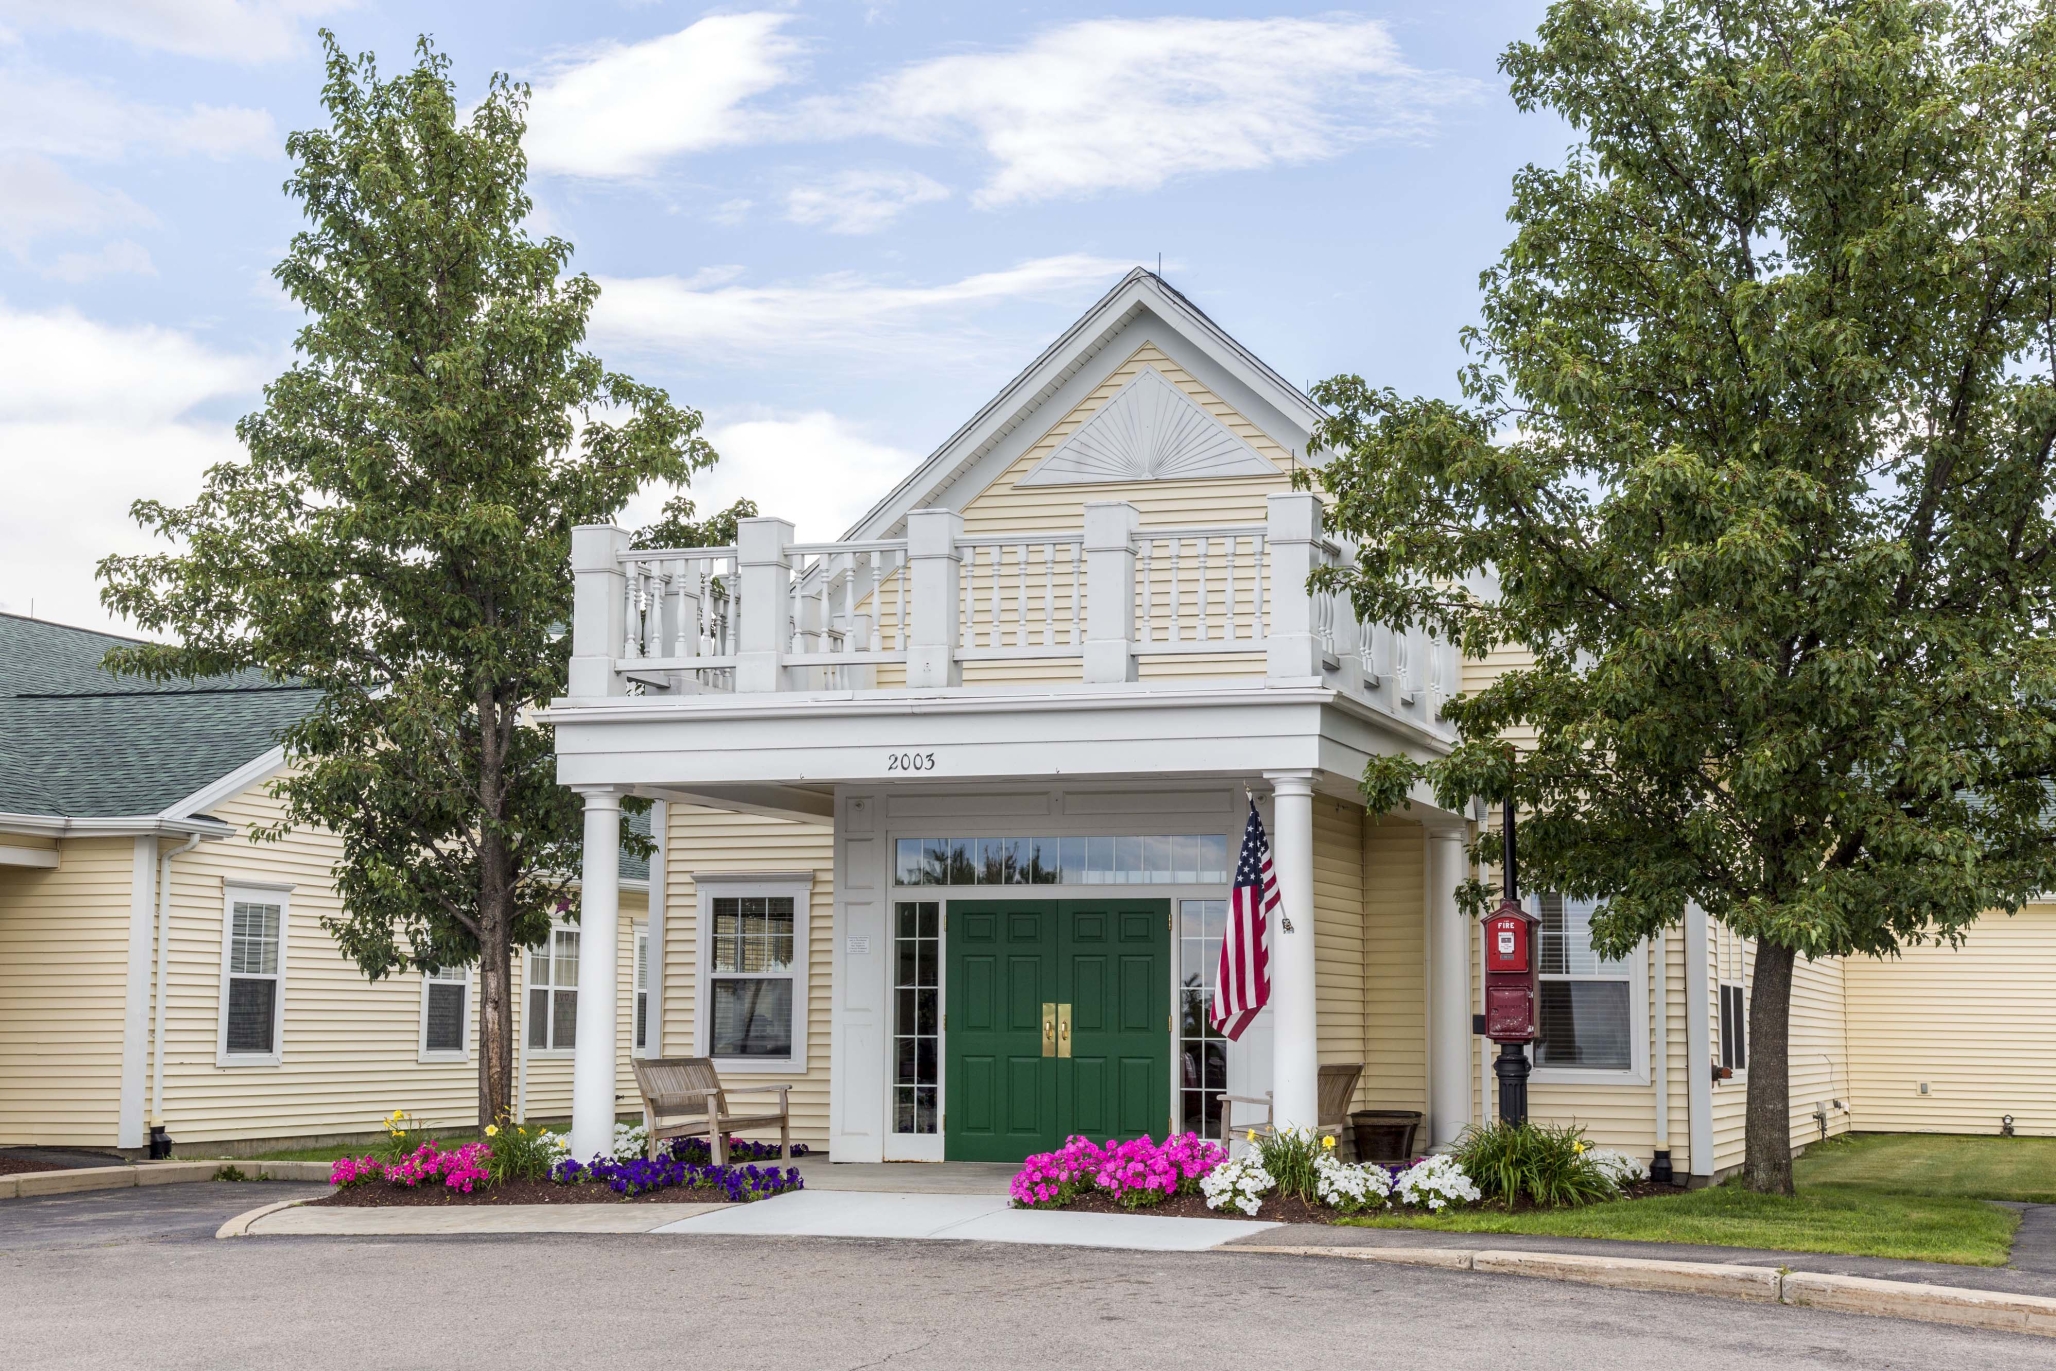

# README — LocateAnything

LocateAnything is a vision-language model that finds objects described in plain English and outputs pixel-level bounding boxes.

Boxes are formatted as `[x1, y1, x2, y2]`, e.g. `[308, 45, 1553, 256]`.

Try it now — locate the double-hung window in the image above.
[219, 886, 288, 1064]
[1716, 925, 1748, 1073]
[1534, 893, 1636, 1072]
[420, 964, 470, 1060]
[697, 876, 810, 1069]
[527, 927, 579, 1052]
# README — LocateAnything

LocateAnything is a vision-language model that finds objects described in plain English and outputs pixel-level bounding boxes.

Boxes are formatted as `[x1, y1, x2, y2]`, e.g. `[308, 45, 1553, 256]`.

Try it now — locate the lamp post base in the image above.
[1494, 1042, 1531, 1126]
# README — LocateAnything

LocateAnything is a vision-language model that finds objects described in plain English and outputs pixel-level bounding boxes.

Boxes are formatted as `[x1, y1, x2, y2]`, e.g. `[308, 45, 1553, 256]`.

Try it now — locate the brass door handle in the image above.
[1058, 1002, 1072, 1058]
[1042, 1002, 1056, 1058]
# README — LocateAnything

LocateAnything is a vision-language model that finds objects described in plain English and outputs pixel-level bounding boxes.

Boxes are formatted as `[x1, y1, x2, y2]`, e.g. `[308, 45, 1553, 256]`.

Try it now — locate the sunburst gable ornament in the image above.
[1016, 364, 1279, 486]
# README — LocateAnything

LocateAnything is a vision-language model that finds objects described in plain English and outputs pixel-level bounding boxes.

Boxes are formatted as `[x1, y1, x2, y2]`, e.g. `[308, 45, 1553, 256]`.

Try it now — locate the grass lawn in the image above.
[1340, 1182, 2018, 1265]
[1794, 1131, 2056, 1203]
[1341, 1132, 2055, 1265]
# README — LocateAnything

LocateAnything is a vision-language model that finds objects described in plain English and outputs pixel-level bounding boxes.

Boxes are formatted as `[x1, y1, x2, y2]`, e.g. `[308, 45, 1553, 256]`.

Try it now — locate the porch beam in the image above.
[1266, 770, 1319, 1132]
[647, 783, 836, 824]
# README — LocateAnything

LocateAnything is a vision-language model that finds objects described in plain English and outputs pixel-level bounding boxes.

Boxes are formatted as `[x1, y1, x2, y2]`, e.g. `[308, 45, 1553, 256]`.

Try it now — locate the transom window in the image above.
[893, 835, 1229, 887]
[710, 895, 795, 1058]
[223, 895, 284, 1057]
[1535, 893, 1633, 1071]
[893, 900, 940, 1134]
[527, 928, 579, 1052]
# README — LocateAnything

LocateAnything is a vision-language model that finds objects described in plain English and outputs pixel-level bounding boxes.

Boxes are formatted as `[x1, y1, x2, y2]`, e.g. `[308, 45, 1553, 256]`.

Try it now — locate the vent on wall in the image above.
[1016, 365, 1278, 486]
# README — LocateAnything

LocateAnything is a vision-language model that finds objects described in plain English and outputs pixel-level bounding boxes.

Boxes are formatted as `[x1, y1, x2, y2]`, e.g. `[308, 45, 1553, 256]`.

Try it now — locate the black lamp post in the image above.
[1494, 796, 1532, 1126]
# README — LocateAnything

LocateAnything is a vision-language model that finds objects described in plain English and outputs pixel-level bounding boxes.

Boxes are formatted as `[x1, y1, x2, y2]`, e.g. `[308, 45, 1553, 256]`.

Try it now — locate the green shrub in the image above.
[1455, 1121, 1618, 1208]
[485, 1117, 560, 1184]
[212, 1164, 249, 1182]
[1253, 1127, 1327, 1202]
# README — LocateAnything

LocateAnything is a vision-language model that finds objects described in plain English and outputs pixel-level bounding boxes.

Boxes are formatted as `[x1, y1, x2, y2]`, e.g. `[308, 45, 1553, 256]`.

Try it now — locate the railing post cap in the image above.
[736, 516, 796, 562]
[571, 524, 629, 573]
[1265, 490, 1323, 541]
[1082, 500, 1139, 550]
[905, 506, 964, 556]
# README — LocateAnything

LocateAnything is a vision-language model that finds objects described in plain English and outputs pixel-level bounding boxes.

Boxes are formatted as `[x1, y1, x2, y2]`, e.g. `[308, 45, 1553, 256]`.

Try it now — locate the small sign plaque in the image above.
[846, 936, 872, 956]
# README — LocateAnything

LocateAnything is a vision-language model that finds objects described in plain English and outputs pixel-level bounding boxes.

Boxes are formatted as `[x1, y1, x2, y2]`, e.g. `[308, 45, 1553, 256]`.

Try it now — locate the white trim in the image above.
[632, 924, 652, 1058]
[216, 883, 290, 1067]
[0, 811, 232, 840]
[1684, 901, 1715, 1177]
[0, 843, 58, 868]
[160, 744, 288, 821]
[695, 875, 814, 1075]
[417, 964, 473, 1063]
[118, 836, 156, 1149]
[644, 799, 666, 1057]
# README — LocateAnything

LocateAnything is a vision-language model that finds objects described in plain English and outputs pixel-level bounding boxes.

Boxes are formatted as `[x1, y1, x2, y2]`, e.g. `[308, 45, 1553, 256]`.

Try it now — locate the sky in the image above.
[0, 0, 1566, 633]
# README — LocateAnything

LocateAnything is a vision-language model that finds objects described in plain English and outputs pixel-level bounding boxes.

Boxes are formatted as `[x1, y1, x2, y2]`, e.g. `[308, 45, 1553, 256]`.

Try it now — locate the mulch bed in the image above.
[0, 1157, 68, 1176]
[1046, 1180, 1692, 1224]
[311, 1179, 737, 1207]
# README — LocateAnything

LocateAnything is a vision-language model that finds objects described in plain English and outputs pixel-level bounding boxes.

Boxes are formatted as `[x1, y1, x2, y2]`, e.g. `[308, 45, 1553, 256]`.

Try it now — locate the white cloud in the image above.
[591, 253, 1125, 362]
[0, 1, 344, 63]
[785, 169, 947, 235]
[847, 16, 1469, 206]
[0, 155, 152, 252]
[526, 13, 804, 178]
[0, 302, 266, 630]
[622, 411, 916, 544]
[41, 238, 156, 282]
[0, 66, 277, 161]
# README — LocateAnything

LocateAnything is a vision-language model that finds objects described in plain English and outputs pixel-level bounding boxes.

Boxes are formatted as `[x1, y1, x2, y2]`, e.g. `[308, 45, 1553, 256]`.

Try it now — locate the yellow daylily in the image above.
[1245, 1130, 1257, 1143]
[1322, 1135, 1336, 1150]
[1573, 1141, 1585, 1154]
[485, 1124, 499, 1137]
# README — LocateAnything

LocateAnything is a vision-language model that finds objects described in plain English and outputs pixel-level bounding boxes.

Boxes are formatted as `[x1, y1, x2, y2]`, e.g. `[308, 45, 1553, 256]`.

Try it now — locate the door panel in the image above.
[945, 900, 1057, 1161]
[945, 897, 1170, 1161]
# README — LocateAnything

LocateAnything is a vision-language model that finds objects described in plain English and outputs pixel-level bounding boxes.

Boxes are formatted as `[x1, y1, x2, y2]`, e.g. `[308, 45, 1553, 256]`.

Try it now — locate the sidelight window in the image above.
[893, 900, 940, 1134]
[1177, 899, 1228, 1137]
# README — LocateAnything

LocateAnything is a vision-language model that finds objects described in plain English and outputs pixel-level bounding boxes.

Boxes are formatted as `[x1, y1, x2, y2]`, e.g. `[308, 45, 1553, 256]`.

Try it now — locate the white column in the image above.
[1265, 492, 1323, 681]
[571, 789, 622, 1161]
[905, 508, 964, 688]
[569, 525, 629, 698]
[1426, 827, 1471, 1148]
[736, 515, 795, 692]
[1082, 500, 1138, 684]
[646, 799, 667, 1057]
[1266, 772, 1318, 1132]
[1684, 901, 1714, 1180]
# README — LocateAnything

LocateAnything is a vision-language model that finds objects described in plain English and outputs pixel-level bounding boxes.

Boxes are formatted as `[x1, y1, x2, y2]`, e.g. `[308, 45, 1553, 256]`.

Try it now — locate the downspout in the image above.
[150, 832, 203, 1143]
[1652, 931, 1670, 1182]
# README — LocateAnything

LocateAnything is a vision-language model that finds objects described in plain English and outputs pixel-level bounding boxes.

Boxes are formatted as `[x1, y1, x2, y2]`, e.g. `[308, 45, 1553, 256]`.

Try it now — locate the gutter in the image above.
[0, 811, 234, 840]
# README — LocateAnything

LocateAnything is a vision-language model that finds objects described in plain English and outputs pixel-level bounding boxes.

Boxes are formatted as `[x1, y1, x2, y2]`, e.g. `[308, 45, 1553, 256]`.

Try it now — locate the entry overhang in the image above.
[544, 681, 1455, 815]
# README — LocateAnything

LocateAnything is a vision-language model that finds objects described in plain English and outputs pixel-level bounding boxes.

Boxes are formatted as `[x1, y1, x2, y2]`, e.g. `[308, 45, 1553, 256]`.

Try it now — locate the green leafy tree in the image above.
[1313, 0, 2056, 1193]
[98, 33, 712, 1126]
[633, 495, 757, 550]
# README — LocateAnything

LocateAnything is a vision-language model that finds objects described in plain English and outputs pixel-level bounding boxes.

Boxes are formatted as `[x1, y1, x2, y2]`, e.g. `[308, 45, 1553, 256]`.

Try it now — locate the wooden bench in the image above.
[630, 1056, 792, 1165]
[1216, 1062, 1365, 1151]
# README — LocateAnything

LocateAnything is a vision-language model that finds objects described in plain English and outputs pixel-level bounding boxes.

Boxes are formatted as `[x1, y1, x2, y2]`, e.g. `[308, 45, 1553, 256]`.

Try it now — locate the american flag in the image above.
[1210, 802, 1277, 1041]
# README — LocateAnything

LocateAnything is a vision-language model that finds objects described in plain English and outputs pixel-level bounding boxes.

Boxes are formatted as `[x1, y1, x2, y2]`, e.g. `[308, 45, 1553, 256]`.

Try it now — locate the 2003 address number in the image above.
[886, 752, 937, 772]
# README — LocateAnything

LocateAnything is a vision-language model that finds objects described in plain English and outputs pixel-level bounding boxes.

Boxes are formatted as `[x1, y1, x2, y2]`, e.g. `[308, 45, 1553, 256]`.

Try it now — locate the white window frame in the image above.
[525, 923, 581, 1058]
[633, 925, 651, 1058]
[216, 882, 292, 1068]
[694, 872, 813, 1075]
[418, 963, 473, 1063]
[1715, 924, 1750, 1079]
[1529, 892, 1649, 1086]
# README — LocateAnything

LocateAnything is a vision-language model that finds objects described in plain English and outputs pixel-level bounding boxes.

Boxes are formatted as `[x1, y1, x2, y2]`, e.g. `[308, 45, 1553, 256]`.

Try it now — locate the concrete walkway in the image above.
[654, 1190, 1277, 1250]
[788, 1156, 1015, 1195]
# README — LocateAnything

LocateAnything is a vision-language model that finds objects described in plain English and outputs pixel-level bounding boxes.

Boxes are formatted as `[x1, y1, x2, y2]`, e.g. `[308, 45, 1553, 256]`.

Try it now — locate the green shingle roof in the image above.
[0, 614, 320, 818]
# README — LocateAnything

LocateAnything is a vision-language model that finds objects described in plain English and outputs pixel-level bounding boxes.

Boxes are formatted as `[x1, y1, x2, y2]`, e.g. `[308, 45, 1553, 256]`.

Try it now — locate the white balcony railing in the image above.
[568, 493, 1456, 733]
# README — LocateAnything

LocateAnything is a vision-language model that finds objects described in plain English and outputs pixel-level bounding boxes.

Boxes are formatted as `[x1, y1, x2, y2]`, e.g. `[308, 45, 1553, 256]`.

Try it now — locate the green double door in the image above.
[944, 898, 1170, 1162]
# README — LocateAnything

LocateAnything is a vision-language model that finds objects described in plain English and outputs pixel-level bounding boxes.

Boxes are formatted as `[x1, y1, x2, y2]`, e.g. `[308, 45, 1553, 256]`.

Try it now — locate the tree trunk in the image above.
[1742, 937, 1797, 1195]
[478, 916, 513, 1128]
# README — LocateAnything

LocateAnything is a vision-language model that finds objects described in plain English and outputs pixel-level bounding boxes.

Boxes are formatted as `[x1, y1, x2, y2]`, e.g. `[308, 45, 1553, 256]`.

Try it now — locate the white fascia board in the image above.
[0, 812, 235, 840]
[547, 686, 1456, 811]
[840, 270, 1327, 542]
[0, 844, 60, 868]
[648, 783, 836, 824]
[160, 744, 288, 821]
